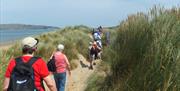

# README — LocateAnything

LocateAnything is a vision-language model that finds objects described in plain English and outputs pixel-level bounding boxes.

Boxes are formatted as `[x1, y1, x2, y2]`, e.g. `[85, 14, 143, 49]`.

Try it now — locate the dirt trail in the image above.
[45, 54, 100, 91]
[66, 54, 94, 91]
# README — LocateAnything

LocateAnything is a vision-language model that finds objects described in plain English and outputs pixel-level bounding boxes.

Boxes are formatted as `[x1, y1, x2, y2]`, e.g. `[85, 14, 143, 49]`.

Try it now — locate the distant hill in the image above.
[0, 24, 60, 30]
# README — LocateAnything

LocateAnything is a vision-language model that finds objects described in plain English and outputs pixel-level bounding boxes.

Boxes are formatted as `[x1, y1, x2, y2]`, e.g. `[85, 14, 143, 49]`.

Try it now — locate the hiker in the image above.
[98, 26, 103, 34]
[94, 41, 102, 59]
[92, 26, 104, 48]
[92, 28, 95, 35]
[3, 37, 57, 91]
[88, 42, 93, 69]
[93, 29, 101, 41]
[89, 41, 102, 69]
[88, 42, 93, 58]
[51, 44, 71, 91]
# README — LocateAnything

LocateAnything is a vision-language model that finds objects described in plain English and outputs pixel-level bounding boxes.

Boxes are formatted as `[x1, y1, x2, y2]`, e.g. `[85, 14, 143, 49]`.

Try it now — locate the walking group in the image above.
[3, 26, 109, 91]
[88, 26, 103, 70]
[3, 36, 70, 91]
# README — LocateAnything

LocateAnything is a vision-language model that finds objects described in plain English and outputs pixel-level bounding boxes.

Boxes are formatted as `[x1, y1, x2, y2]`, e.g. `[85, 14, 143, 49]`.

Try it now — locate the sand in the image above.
[0, 42, 14, 50]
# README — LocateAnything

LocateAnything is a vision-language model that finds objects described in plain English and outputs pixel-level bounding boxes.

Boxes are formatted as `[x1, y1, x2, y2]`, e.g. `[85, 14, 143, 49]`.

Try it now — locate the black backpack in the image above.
[47, 56, 56, 72]
[8, 57, 39, 91]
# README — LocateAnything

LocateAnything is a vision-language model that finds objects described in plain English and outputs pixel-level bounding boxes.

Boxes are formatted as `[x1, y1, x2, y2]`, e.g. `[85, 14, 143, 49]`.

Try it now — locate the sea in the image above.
[0, 28, 57, 45]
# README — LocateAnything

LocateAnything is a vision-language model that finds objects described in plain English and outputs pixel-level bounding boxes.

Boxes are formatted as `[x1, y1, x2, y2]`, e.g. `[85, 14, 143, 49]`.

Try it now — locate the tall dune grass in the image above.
[86, 7, 180, 91]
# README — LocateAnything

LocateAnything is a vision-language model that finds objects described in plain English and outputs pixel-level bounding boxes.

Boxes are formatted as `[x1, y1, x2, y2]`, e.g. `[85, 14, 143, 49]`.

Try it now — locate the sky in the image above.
[0, 0, 179, 27]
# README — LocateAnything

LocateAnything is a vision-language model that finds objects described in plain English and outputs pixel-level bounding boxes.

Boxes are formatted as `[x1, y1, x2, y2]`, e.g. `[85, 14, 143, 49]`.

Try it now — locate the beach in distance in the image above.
[0, 24, 59, 49]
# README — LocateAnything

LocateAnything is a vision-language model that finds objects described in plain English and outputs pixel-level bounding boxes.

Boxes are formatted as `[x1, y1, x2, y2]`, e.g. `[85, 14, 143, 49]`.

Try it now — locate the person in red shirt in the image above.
[3, 37, 57, 91]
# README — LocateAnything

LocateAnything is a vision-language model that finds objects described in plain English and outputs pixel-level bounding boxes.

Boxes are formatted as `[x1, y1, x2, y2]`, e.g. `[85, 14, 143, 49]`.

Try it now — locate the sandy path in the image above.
[65, 54, 94, 91]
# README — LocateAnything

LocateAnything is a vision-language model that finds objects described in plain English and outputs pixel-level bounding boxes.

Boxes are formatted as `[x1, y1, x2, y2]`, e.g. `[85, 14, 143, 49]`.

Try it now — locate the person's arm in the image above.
[3, 59, 16, 91]
[38, 58, 56, 91]
[3, 77, 10, 91]
[64, 55, 71, 76]
[50, 51, 55, 59]
[96, 45, 102, 51]
[43, 75, 57, 91]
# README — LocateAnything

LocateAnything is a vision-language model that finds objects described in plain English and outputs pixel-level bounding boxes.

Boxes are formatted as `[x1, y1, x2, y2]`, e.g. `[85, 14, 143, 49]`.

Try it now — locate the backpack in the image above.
[8, 57, 39, 91]
[93, 32, 101, 41]
[47, 56, 56, 72]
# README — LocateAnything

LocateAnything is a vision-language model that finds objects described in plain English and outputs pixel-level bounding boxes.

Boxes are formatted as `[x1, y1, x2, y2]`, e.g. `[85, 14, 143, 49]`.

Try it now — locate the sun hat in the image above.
[22, 37, 39, 48]
[58, 44, 64, 51]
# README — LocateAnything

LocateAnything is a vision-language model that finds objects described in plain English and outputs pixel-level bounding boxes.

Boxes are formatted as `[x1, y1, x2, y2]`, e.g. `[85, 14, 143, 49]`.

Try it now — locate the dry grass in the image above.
[85, 7, 180, 91]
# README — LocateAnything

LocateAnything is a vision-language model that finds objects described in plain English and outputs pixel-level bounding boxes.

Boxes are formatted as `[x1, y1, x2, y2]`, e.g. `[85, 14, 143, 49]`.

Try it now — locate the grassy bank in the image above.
[0, 25, 92, 90]
[85, 7, 180, 91]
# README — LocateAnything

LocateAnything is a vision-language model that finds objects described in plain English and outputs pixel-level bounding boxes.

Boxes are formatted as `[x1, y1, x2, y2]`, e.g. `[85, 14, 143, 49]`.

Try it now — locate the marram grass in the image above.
[85, 7, 180, 91]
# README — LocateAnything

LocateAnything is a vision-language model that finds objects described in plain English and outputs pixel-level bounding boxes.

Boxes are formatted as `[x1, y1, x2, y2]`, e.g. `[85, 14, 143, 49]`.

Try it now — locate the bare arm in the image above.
[64, 55, 71, 75]
[50, 51, 55, 59]
[43, 75, 57, 91]
[3, 77, 10, 91]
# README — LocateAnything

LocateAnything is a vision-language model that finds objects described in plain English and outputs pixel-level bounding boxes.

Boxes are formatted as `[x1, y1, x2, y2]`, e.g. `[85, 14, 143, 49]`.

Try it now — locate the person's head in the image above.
[93, 41, 97, 47]
[21, 37, 39, 54]
[57, 44, 64, 52]
[98, 26, 103, 33]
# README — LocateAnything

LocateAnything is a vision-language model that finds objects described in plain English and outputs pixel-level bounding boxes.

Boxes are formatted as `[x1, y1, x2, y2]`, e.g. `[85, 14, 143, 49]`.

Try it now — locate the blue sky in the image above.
[0, 0, 179, 27]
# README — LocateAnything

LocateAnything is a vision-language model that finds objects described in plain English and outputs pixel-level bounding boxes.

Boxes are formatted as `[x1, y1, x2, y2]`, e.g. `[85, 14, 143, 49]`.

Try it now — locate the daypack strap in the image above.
[28, 57, 40, 66]
[15, 57, 23, 64]
[15, 56, 40, 66]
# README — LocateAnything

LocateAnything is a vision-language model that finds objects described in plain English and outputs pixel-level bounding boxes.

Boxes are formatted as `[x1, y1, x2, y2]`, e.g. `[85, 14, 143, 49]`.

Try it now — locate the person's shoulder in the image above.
[10, 58, 16, 62]
[31, 56, 40, 58]
[32, 56, 48, 69]
[31, 56, 41, 60]
[32, 56, 45, 63]
[62, 53, 66, 56]
[62, 53, 67, 57]
[8, 58, 16, 65]
[54, 51, 59, 54]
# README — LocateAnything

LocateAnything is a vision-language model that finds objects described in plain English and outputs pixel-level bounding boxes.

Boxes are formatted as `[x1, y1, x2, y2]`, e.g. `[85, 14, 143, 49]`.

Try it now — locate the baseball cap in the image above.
[22, 37, 39, 47]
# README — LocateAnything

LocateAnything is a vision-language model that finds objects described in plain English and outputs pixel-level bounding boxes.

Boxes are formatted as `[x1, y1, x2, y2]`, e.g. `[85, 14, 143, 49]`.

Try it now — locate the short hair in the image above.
[57, 44, 64, 52]
[22, 45, 36, 54]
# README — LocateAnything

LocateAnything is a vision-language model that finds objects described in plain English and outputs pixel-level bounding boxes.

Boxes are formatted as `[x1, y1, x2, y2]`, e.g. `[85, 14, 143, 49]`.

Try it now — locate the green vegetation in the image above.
[0, 25, 92, 89]
[85, 7, 180, 91]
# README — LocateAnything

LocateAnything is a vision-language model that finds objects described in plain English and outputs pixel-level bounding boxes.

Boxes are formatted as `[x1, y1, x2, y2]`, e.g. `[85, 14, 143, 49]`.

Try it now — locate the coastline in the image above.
[0, 41, 16, 50]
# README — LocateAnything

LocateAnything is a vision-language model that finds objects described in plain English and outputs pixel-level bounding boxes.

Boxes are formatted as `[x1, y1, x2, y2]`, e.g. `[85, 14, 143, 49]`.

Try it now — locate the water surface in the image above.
[0, 29, 57, 45]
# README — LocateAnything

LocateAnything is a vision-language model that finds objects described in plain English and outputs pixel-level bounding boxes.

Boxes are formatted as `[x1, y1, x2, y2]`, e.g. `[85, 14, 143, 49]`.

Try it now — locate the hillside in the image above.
[0, 24, 59, 30]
